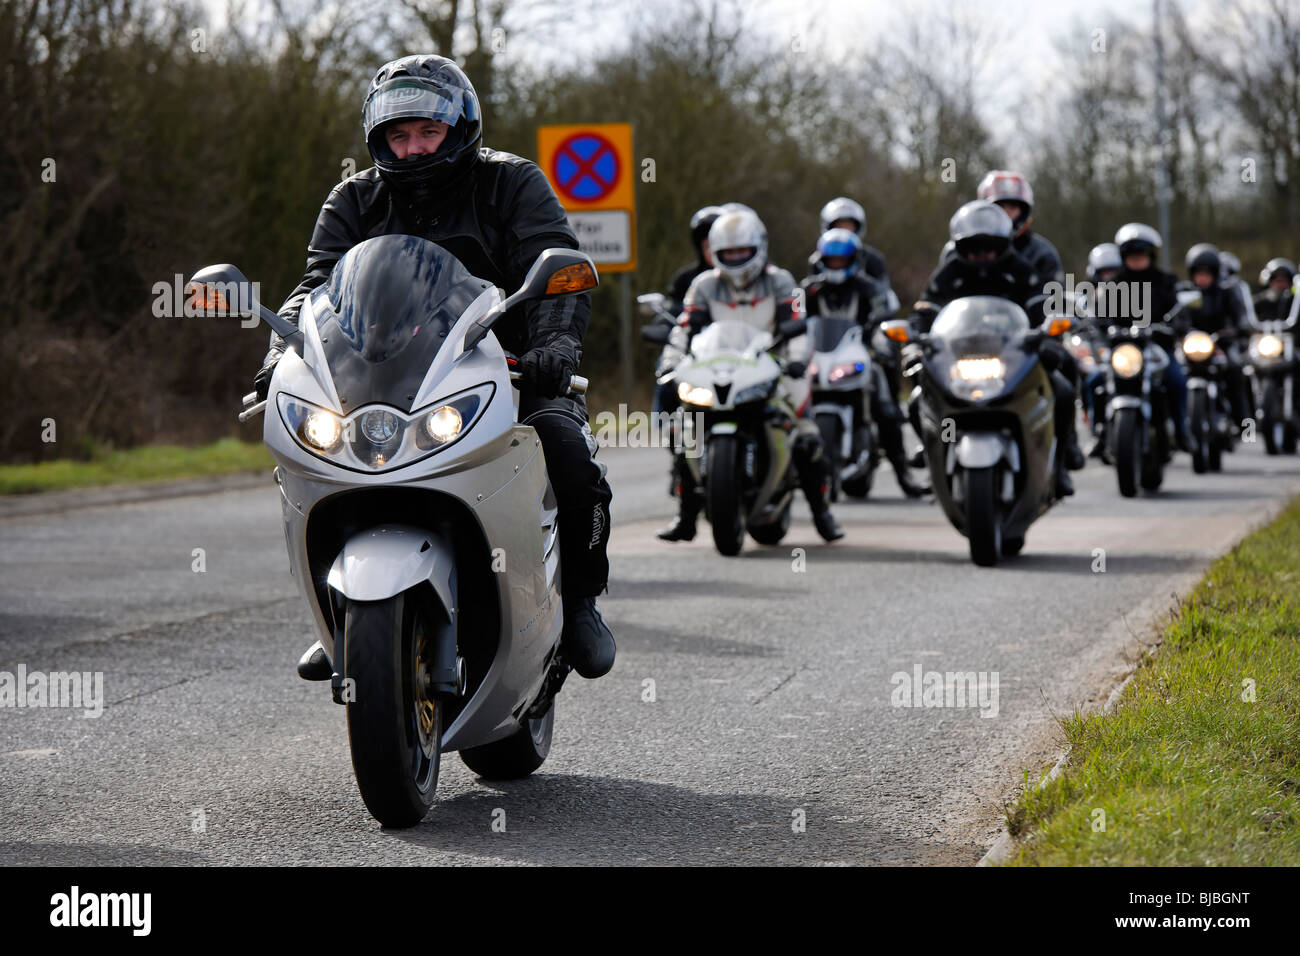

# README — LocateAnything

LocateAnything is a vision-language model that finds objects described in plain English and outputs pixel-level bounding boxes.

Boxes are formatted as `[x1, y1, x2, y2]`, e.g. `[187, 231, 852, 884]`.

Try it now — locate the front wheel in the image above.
[460, 701, 554, 780]
[748, 500, 792, 545]
[1189, 390, 1209, 474]
[345, 589, 444, 828]
[841, 425, 876, 499]
[815, 413, 843, 502]
[1113, 407, 1141, 498]
[1261, 380, 1282, 454]
[965, 466, 1001, 567]
[706, 435, 746, 556]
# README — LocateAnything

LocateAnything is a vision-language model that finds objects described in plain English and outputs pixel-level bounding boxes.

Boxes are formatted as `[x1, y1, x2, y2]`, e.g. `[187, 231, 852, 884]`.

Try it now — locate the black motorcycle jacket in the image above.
[919, 251, 1042, 330]
[1176, 282, 1247, 337]
[1109, 265, 1180, 330]
[263, 148, 589, 369]
[1013, 230, 1064, 286]
[801, 272, 892, 327]
[1254, 288, 1296, 324]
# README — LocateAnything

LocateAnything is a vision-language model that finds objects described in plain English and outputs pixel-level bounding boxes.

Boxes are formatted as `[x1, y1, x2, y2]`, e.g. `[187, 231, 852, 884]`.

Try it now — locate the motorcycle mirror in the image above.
[637, 292, 668, 318]
[185, 264, 302, 343]
[641, 323, 672, 345]
[881, 320, 911, 343]
[465, 249, 600, 350]
[1177, 289, 1204, 309]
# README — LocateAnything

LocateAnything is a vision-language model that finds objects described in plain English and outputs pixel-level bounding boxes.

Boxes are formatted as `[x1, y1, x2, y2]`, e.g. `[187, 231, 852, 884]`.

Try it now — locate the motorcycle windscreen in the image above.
[806, 316, 854, 352]
[928, 296, 1036, 400]
[311, 234, 493, 414]
[690, 319, 766, 359]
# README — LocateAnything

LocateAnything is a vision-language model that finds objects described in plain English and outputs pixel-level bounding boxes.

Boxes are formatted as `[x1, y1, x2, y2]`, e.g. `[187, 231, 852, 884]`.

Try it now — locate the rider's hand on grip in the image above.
[520, 347, 576, 399]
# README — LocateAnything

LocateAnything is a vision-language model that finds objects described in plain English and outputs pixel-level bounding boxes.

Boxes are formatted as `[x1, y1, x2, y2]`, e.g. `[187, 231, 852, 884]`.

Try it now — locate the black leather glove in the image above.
[520, 347, 576, 399]
[254, 349, 282, 402]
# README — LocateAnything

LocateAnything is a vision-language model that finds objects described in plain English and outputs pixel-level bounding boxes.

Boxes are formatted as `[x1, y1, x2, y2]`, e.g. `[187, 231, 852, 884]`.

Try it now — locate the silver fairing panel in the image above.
[265, 287, 564, 753]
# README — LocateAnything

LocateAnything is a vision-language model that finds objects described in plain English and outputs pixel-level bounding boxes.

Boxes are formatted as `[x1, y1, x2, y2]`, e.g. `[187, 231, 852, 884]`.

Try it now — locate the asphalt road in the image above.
[2, 438, 1297, 865]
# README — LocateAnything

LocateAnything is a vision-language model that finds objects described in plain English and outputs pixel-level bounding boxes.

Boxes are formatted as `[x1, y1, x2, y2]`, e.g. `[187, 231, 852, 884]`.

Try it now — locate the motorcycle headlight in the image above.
[829, 361, 865, 382]
[677, 382, 714, 407]
[277, 384, 491, 472]
[301, 409, 343, 451]
[1182, 331, 1215, 361]
[424, 405, 463, 444]
[948, 356, 1005, 401]
[1258, 334, 1284, 359]
[1111, 343, 1144, 378]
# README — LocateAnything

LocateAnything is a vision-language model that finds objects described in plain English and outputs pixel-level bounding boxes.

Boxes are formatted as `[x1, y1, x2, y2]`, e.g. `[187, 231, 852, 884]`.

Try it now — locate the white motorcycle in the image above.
[188, 235, 597, 828]
[648, 317, 806, 555]
[806, 315, 877, 500]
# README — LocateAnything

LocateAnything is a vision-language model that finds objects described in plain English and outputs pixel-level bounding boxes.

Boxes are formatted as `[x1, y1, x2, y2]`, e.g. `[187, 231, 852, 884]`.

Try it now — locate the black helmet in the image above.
[1260, 257, 1297, 287]
[949, 200, 1013, 261]
[689, 205, 724, 258]
[362, 55, 482, 202]
[1185, 243, 1220, 279]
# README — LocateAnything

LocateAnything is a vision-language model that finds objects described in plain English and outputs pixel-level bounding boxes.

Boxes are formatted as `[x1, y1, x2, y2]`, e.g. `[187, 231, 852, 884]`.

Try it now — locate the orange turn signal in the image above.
[186, 282, 228, 312]
[1046, 317, 1071, 337]
[883, 324, 910, 343]
[545, 263, 598, 295]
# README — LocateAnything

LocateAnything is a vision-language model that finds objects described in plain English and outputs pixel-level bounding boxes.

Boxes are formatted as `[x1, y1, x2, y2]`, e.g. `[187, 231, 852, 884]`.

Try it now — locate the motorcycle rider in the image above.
[253, 54, 616, 680]
[976, 170, 1065, 285]
[1086, 242, 1123, 282]
[657, 209, 845, 543]
[1255, 258, 1297, 323]
[807, 197, 890, 287]
[1108, 222, 1190, 450]
[802, 228, 930, 497]
[915, 200, 1081, 496]
[668, 206, 723, 313]
[1177, 243, 1252, 426]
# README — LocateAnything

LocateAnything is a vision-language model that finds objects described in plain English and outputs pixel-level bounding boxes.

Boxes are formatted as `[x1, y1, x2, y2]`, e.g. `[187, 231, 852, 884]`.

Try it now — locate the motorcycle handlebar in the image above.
[508, 369, 588, 396]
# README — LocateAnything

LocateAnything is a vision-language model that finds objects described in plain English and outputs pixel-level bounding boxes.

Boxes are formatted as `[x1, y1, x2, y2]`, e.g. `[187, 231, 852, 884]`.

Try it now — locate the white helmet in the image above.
[708, 210, 768, 290]
[1114, 222, 1163, 255]
[1086, 242, 1122, 280]
[819, 197, 866, 237]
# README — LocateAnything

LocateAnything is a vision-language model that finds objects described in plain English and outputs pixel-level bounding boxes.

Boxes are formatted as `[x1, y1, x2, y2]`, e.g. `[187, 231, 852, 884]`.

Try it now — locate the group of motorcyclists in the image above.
[254, 50, 1297, 686]
[649, 170, 1299, 543]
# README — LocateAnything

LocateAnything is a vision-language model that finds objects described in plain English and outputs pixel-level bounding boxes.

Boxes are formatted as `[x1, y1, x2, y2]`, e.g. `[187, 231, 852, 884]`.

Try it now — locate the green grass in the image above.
[1003, 497, 1300, 865]
[0, 439, 273, 495]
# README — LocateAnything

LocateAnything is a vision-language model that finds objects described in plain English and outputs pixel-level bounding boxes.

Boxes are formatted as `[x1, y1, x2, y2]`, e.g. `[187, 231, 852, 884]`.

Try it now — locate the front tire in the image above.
[815, 413, 843, 502]
[706, 435, 746, 556]
[965, 466, 1001, 567]
[748, 500, 792, 545]
[1114, 407, 1141, 498]
[1262, 380, 1282, 455]
[345, 590, 443, 828]
[460, 701, 555, 780]
[1189, 390, 1209, 474]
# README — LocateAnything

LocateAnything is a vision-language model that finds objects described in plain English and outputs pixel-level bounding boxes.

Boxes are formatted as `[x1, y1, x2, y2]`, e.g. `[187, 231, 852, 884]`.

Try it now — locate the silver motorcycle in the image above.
[189, 235, 597, 827]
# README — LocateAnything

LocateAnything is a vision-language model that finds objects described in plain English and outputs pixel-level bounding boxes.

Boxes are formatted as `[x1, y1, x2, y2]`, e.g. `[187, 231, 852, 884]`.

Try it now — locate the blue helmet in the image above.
[815, 228, 862, 284]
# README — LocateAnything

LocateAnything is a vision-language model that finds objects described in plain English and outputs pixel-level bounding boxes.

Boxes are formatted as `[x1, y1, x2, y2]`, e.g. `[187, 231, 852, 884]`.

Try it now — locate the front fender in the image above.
[326, 523, 455, 608]
[953, 433, 1017, 471]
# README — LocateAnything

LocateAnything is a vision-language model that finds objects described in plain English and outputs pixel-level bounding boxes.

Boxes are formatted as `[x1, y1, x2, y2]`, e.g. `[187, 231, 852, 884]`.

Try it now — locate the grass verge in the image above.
[0, 439, 272, 495]
[1004, 496, 1300, 865]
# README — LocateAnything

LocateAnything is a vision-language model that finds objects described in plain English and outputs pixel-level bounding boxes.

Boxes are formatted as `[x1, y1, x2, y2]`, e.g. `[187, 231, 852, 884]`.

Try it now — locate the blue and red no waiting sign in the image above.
[551, 132, 622, 203]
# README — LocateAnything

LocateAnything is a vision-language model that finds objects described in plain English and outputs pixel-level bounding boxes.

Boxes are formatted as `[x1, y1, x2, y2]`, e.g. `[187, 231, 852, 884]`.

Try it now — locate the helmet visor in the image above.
[363, 78, 475, 138]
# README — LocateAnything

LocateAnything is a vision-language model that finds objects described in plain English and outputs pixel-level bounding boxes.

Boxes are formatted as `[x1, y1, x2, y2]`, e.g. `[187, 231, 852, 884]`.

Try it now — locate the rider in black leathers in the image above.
[1177, 243, 1252, 426]
[915, 201, 1081, 496]
[801, 229, 929, 497]
[254, 54, 616, 680]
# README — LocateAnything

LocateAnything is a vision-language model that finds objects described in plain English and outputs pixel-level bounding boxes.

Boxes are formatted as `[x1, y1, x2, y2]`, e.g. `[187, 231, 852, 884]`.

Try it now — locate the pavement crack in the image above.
[109, 671, 220, 707]
[752, 665, 806, 705]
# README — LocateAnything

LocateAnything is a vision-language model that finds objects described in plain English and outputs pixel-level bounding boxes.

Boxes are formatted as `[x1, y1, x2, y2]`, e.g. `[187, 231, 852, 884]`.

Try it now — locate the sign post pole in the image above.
[619, 272, 632, 404]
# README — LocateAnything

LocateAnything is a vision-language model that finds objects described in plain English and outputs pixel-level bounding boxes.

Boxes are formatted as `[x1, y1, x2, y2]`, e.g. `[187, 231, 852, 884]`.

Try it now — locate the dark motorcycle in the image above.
[887, 296, 1072, 567]
[1179, 329, 1236, 473]
[1247, 288, 1299, 455]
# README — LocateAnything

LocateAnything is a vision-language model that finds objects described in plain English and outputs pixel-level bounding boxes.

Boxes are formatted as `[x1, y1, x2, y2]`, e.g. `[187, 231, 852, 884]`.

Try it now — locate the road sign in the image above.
[538, 123, 635, 273]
